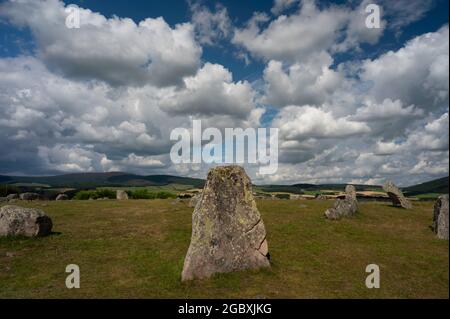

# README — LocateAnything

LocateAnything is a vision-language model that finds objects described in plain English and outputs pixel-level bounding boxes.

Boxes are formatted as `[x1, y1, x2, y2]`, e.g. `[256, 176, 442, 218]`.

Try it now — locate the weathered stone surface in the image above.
[324, 207, 341, 220]
[56, 194, 69, 201]
[116, 190, 128, 200]
[6, 194, 19, 201]
[0, 205, 53, 237]
[188, 193, 201, 208]
[19, 193, 40, 201]
[325, 185, 358, 220]
[182, 165, 270, 281]
[345, 185, 357, 201]
[432, 195, 449, 240]
[382, 181, 412, 209]
[324, 198, 358, 220]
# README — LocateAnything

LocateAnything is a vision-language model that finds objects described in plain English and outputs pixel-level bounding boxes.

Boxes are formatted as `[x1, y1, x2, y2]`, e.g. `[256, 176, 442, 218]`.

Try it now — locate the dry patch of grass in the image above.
[0, 199, 447, 298]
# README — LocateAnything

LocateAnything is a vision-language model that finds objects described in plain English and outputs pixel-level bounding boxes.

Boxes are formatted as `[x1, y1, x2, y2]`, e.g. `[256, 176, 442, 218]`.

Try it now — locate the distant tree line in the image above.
[73, 188, 176, 200]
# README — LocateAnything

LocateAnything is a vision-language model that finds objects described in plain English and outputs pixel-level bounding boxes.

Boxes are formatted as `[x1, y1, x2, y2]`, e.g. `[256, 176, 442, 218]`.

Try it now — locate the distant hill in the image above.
[403, 176, 449, 196]
[0, 172, 204, 189]
[106, 174, 205, 188]
[0, 172, 447, 196]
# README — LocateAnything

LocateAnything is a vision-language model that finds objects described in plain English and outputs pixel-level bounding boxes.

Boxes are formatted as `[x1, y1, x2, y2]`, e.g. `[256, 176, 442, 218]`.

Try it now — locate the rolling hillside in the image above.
[0, 172, 204, 189]
[0, 172, 448, 197]
[403, 176, 449, 196]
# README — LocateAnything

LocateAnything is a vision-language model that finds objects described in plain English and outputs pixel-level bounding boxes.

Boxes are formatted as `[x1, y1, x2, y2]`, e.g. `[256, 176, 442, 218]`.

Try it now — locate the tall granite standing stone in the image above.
[324, 185, 358, 220]
[0, 205, 53, 237]
[182, 165, 270, 281]
[432, 195, 449, 240]
[116, 190, 128, 200]
[383, 181, 412, 209]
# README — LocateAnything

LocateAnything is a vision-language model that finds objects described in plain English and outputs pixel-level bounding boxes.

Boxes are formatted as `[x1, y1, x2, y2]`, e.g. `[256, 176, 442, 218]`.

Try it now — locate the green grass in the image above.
[414, 193, 442, 200]
[0, 200, 448, 298]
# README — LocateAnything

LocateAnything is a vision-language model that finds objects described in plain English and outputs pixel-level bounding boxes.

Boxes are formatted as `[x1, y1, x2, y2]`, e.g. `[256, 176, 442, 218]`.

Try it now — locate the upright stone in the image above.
[56, 194, 69, 201]
[382, 181, 412, 209]
[324, 185, 358, 220]
[345, 185, 357, 201]
[182, 165, 270, 281]
[116, 190, 128, 200]
[0, 205, 53, 237]
[432, 195, 449, 240]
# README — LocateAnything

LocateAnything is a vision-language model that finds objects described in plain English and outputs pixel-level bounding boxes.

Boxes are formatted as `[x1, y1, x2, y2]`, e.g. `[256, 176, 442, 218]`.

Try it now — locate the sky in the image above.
[0, 0, 448, 186]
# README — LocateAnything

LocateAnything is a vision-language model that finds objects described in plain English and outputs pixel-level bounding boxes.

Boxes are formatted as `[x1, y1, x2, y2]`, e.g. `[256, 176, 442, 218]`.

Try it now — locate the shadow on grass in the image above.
[388, 205, 411, 210]
[0, 231, 62, 242]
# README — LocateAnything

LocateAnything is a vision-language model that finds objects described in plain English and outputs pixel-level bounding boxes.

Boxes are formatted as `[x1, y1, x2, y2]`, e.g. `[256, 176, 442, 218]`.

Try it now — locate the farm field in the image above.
[0, 199, 448, 299]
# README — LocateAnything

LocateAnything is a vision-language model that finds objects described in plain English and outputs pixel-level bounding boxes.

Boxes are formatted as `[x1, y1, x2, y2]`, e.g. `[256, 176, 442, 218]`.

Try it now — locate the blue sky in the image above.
[0, 0, 448, 185]
[2, 0, 448, 81]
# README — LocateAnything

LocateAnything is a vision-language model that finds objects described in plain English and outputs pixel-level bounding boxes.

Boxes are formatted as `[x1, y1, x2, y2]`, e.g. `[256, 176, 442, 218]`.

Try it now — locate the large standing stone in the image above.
[182, 165, 270, 281]
[0, 205, 53, 237]
[432, 195, 449, 240]
[19, 193, 40, 201]
[325, 185, 358, 220]
[116, 190, 128, 200]
[382, 181, 412, 209]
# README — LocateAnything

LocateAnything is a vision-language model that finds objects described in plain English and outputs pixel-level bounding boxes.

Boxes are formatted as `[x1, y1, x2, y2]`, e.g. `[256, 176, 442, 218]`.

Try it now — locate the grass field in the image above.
[0, 199, 448, 299]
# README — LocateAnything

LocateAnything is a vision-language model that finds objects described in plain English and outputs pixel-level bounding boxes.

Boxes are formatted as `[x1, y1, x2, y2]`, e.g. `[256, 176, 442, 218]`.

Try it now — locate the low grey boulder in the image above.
[0, 205, 53, 237]
[432, 195, 449, 240]
[383, 181, 412, 209]
[6, 194, 19, 201]
[116, 190, 129, 200]
[19, 193, 40, 201]
[324, 198, 358, 220]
